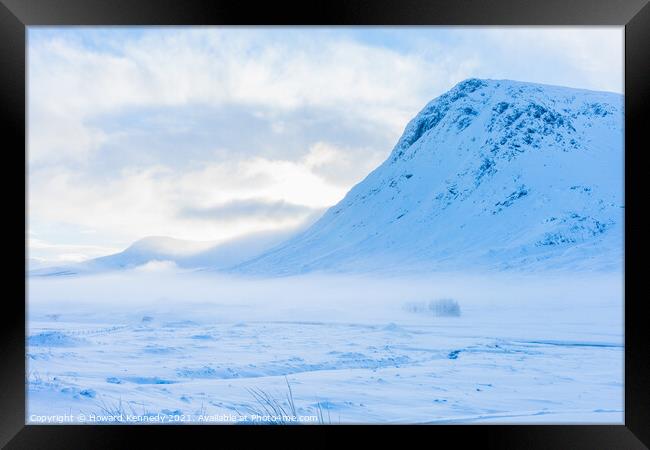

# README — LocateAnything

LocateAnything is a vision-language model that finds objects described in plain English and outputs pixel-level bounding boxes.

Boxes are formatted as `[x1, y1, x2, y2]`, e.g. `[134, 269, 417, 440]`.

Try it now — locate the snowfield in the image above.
[27, 271, 623, 424]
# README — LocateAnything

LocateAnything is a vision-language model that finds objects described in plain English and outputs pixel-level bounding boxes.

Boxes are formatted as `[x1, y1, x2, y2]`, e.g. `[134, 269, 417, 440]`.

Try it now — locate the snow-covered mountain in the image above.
[235, 79, 624, 275]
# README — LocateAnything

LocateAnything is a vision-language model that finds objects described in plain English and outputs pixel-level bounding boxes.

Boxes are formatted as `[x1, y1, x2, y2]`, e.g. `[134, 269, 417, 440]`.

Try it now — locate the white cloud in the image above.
[133, 260, 179, 272]
[28, 237, 121, 265]
[472, 27, 624, 93]
[28, 155, 348, 246]
[28, 30, 447, 165]
[303, 142, 385, 187]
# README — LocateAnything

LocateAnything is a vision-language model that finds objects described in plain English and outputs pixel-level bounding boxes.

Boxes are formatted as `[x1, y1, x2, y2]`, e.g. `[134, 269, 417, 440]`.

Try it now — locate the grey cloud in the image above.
[179, 199, 322, 223]
[85, 104, 395, 177]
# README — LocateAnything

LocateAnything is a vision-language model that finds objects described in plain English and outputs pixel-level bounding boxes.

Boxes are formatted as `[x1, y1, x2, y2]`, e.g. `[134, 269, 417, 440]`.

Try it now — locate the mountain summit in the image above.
[235, 79, 624, 275]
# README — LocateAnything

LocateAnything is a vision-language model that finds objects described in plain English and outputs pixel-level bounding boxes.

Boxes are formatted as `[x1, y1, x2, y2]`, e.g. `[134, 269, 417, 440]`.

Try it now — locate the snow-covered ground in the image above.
[26, 269, 623, 424]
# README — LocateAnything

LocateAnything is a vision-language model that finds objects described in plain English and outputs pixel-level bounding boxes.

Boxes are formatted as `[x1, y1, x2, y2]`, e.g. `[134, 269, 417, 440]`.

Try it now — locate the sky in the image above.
[27, 26, 624, 266]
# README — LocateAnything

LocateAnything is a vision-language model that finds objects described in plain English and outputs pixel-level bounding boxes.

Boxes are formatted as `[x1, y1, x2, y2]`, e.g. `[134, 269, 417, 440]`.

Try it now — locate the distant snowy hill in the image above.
[30, 230, 298, 276]
[235, 79, 624, 275]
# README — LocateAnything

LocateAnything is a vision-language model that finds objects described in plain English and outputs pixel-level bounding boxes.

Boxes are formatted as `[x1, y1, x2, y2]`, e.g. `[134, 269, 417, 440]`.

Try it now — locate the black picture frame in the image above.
[2, 0, 648, 447]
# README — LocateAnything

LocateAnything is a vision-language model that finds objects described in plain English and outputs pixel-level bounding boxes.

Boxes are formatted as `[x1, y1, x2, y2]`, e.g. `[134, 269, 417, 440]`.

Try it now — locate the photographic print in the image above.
[26, 26, 624, 425]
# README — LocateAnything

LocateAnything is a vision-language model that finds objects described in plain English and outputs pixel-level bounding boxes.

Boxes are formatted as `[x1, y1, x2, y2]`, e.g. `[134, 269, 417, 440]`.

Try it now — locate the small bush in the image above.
[403, 298, 461, 317]
[428, 298, 461, 317]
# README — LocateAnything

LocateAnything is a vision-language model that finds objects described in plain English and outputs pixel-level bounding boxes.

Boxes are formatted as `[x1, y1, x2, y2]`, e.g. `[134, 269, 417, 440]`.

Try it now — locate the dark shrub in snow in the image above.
[428, 298, 461, 317]
[403, 298, 461, 317]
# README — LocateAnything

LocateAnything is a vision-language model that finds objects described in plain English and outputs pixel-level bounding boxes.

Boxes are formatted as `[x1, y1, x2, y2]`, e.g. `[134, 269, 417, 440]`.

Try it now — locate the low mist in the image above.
[28, 269, 623, 340]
